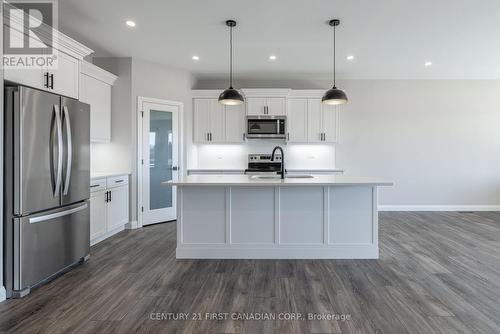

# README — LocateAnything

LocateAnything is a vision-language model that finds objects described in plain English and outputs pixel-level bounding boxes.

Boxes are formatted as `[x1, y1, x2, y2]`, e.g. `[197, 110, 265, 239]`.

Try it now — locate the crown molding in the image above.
[3, 2, 94, 59]
[81, 61, 118, 85]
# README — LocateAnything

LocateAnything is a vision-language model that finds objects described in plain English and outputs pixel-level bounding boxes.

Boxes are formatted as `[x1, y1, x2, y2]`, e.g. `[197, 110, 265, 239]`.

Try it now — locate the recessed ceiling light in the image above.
[126, 20, 136, 27]
[192, 55, 200, 61]
[346, 55, 355, 61]
[269, 55, 277, 61]
[425, 61, 433, 67]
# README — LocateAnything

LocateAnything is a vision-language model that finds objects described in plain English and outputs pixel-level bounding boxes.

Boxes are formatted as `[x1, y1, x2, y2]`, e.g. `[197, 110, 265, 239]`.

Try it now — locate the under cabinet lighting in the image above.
[126, 20, 136, 27]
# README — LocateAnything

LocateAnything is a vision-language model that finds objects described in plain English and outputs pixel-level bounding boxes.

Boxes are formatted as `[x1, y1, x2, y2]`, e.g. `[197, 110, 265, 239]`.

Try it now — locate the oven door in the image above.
[246, 117, 286, 138]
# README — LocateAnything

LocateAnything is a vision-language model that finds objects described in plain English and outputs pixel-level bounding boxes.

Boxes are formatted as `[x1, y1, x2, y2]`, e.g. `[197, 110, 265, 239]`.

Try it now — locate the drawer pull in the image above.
[115, 180, 124, 183]
[90, 185, 100, 188]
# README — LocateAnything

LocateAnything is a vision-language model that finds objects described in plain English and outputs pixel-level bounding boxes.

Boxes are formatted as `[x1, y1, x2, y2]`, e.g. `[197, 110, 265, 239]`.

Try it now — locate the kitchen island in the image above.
[170, 175, 393, 259]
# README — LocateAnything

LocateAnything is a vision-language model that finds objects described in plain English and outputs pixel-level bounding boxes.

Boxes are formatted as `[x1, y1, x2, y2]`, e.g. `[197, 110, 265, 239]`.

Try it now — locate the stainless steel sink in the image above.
[250, 175, 314, 180]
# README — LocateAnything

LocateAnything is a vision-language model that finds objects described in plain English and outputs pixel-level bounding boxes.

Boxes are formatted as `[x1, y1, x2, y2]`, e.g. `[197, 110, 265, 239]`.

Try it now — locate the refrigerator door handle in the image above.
[29, 202, 88, 224]
[62, 106, 72, 195]
[54, 105, 63, 197]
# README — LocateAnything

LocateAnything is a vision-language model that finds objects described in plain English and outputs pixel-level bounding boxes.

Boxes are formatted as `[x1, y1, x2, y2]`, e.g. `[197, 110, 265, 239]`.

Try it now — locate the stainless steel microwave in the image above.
[246, 116, 286, 139]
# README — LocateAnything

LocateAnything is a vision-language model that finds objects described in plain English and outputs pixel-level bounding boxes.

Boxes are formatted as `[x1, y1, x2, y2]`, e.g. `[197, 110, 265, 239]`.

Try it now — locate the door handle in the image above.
[49, 74, 54, 89]
[62, 106, 72, 195]
[109, 190, 112, 202]
[29, 202, 88, 224]
[44, 72, 49, 88]
[53, 105, 63, 197]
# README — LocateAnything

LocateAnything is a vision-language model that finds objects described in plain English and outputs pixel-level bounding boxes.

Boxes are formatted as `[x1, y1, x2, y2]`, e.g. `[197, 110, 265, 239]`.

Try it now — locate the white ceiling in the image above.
[59, 0, 500, 80]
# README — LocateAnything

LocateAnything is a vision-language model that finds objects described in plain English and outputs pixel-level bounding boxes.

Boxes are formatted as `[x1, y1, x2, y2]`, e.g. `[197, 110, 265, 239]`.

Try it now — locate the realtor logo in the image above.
[3, 0, 58, 69]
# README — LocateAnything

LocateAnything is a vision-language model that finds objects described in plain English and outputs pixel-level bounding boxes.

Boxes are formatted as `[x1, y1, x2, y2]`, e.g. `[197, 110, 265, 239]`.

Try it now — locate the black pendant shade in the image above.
[322, 19, 348, 105]
[219, 20, 244, 106]
[218, 86, 244, 105]
[322, 87, 348, 105]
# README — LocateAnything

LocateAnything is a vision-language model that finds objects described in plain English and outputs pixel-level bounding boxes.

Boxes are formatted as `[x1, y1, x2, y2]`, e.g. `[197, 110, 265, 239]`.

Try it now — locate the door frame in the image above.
[137, 96, 183, 229]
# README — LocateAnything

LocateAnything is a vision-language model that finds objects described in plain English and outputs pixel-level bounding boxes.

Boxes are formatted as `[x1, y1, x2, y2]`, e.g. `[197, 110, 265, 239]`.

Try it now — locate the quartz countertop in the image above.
[168, 175, 393, 187]
[91, 172, 131, 179]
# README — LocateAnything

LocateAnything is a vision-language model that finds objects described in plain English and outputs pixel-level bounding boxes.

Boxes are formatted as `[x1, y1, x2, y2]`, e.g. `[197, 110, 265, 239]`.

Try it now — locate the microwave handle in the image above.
[277, 120, 280, 134]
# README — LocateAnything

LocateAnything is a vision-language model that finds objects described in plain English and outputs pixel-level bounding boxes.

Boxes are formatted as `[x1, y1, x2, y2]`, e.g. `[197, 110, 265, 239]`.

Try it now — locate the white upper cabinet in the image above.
[193, 99, 211, 143]
[51, 51, 80, 98]
[322, 104, 339, 143]
[225, 104, 246, 143]
[266, 98, 286, 116]
[307, 99, 323, 143]
[246, 98, 267, 115]
[287, 97, 339, 144]
[192, 90, 339, 145]
[246, 97, 286, 115]
[288, 99, 308, 142]
[80, 61, 118, 142]
[193, 98, 245, 143]
[3, 19, 93, 99]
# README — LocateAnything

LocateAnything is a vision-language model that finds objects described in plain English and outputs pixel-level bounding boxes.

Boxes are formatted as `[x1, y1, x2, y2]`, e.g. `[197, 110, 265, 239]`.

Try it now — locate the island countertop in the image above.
[168, 175, 393, 187]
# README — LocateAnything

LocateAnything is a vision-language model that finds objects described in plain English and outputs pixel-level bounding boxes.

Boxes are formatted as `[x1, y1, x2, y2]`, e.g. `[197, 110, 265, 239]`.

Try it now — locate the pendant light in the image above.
[219, 20, 244, 105]
[322, 19, 348, 105]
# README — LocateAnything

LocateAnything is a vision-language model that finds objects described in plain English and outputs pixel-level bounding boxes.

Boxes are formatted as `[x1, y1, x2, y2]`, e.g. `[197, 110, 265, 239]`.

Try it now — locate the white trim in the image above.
[289, 90, 326, 98]
[81, 61, 118, 85]
[0, 286, 5, 303]
[126, 220, 139, 229]
[176, 245, 378, 259]
[242, 88, 292, 97]
[137, 96, 184, 229]
[90, 225, 125, 246]
[378, 205, 500, 212]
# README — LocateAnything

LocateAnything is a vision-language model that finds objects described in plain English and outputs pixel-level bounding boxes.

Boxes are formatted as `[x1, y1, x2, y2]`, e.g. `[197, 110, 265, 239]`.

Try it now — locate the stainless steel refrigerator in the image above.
[3, 85, 90, 298]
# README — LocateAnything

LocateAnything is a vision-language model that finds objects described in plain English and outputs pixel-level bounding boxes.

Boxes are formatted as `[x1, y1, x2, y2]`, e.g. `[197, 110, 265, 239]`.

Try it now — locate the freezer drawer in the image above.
[12, 201, 90, 295]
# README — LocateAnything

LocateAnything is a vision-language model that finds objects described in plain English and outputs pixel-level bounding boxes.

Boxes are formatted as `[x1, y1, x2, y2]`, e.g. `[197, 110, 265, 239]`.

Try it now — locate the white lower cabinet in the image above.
[90, 174, 129, 245]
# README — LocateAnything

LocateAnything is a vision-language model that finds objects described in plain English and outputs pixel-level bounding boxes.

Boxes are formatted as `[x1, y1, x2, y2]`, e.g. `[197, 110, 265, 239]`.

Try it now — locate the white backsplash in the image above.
[193, 142, 336, 170]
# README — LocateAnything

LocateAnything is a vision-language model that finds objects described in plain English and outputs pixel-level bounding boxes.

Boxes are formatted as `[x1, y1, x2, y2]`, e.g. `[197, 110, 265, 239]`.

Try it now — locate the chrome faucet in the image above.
[271, 146, 285, 179]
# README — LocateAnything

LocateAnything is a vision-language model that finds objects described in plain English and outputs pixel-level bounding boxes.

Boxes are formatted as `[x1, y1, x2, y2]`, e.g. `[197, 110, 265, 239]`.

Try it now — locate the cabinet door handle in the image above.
[287, 133, 290, 141]
[322, 133, 325, 141]
[243, 133, 246, 141]
[109, 190, 112, 202]
[49, 74, 54, 89]
[207, 133, 210, 141]
[210, 133, 212, 141]
[44, 72, 49, 88]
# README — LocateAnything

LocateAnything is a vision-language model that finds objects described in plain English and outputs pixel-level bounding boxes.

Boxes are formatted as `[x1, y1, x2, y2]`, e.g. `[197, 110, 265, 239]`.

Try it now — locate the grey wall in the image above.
[91, 57, 194, 222]
[195, 78, 500, 206]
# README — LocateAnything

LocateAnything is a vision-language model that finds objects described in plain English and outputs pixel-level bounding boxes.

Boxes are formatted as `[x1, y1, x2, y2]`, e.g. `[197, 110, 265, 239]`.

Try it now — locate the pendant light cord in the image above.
[333, 24, 336, 87]
[229, 25, 233, 88]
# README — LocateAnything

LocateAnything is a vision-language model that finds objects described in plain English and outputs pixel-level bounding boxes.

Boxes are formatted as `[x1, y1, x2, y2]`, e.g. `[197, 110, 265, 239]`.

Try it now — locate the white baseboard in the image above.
[0, 286, 6, 302]
[126, 220, 139, 229]
[176, 245, 378, 259]
[90, 225, 126, 246]
[378, 205, 500, 212]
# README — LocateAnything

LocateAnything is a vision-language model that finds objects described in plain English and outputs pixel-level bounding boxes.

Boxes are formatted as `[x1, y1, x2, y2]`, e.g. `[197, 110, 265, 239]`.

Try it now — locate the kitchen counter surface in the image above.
[187, 168, 344, 174]
[169, 174, 393, 187]
[91, 172, 131, 179]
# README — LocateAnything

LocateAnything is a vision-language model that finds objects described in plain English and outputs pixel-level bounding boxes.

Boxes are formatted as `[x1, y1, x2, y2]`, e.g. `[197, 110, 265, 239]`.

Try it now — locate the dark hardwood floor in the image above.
[1, 211, 500, 333]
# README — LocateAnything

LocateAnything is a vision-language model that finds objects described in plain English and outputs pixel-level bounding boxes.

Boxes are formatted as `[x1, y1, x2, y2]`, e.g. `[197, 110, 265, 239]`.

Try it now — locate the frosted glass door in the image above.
[141, 101, 179, 225]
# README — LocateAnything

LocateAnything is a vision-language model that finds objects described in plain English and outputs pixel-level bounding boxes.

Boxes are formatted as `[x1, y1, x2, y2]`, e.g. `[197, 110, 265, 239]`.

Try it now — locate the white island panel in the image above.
[181, 187, 226, 244]
[280, 187, 324, 245]
[231, 187, 275, 244]
[329, 186, 375, 245]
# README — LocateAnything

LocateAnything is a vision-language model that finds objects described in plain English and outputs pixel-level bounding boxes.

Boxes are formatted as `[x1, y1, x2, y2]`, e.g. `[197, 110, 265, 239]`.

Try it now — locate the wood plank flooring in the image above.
[1, 211, 500, 333]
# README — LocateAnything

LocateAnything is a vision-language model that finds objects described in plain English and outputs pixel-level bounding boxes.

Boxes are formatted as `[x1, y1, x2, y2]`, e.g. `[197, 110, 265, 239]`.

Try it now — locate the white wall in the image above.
[195, 79, 500, 207]
[91, 57, 194, 222]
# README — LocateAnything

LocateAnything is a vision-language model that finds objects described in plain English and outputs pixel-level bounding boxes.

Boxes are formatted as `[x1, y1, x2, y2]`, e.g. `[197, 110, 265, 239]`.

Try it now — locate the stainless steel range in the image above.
[244, 154, 282, 175]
